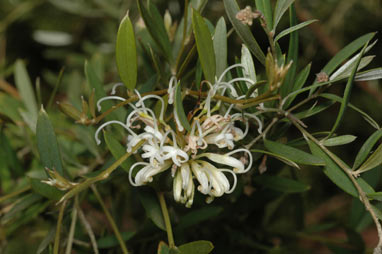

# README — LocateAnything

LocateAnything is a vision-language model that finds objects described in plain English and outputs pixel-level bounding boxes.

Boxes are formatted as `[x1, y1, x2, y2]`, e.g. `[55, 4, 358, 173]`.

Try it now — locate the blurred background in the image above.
[0, 0, 381, 253]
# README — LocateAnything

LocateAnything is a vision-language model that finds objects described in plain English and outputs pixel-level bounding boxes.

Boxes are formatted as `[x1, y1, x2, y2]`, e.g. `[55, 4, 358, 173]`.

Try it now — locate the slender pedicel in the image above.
[95, 120, 131, 145]
[217, 63, 246, 83]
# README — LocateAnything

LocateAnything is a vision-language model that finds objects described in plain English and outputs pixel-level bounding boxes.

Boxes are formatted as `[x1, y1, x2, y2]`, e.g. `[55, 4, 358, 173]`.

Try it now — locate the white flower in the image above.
[173, 163, 195, 208]
[197, 148, 252, 173]
[129, 161, 172, 186]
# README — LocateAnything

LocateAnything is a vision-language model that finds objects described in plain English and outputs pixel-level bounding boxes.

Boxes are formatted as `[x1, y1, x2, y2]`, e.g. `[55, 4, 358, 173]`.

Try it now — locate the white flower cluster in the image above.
[95, 64, 262, 207]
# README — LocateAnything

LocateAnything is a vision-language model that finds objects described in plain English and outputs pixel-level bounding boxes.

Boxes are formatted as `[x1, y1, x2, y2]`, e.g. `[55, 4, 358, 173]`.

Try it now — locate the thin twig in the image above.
[287, 113, 382, 253]
[157, 192, 175, 248]
[0, 186, 30, 204]
[76, 198, 99, 254]
[65, 202, 78, 254]
[54, 200, 67, 254]
[91, 185, 129, 254]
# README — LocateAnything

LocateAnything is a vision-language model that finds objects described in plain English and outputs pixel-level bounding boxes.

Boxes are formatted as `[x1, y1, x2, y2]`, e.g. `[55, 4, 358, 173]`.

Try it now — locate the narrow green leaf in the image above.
[192, 9, 216, 83]
[280, 4, 298, 98]
[223, 0, 265, 65]
[264, 139, 325, 166]
[355, 68, 382, 81]
[285, 63, 311, 107]
[178, 240, 214, 254]
[241, 44, 257, 87]
[328, 41, 369, 137]
[36, 107, 65, 176]
[275, 19, 318, 42]
[321, 135, 357, 147]
[330, 55, 375, 81]
[290, 100, 334, 120]
[138, 188, 166, 231]
[253, 175, 310, 193]
[36, 227, 56, 254]
[356, 142, 382, 174]
[255, 0, 273, 30]
[353, 129, 382, 169]
[174, 81, 191, 132]
[116, 11, 137, 90]
[0, 93, 23, 122]
[308, 141, 374, 197]
[104, 131, 134, 172]
[322, 33, 375, 76]
[213, 17, 227, 80]
[252, 149, 300, 169]
[273, 0, 295, 32]
[14, 60, 38, 127]
[29, 177, 64, 201]
[137, 0, 172, 62]
[320, 93, 380, 130]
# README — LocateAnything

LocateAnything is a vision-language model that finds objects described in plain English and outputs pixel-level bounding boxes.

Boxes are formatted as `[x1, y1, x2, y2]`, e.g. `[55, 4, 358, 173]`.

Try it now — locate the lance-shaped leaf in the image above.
[36, 107, 65, 176]
[264, 139, 325, 166]
[280, 4, 298, 98]
[355, 68, 382, 81]
[321, 135, 357, 147]
[116, 11, 137, 90]
[241, 44, 257, 87]
[308, 141, 375, 197]
[213, 17, 227, 80]
[273, 0, 295, 32]
[223, 0, 265, 65]
[192, 9, 216, 83]
[174, 81, 191, 131]
[328, 41, 369, 137]
[252, 149, 300, 169]
[353, 129, 382, 169]
[323, 33, 375, 76]
[283, 63, 311, 108]
[275, 20, 317, 42]
[253, 175, 310, 193]
[356, 142, 382, 174]
[29, 177, 64, 201]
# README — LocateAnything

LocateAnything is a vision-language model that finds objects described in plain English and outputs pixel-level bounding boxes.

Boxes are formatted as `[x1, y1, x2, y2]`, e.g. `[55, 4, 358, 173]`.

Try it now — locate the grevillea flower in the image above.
[94, 64, 264, 207]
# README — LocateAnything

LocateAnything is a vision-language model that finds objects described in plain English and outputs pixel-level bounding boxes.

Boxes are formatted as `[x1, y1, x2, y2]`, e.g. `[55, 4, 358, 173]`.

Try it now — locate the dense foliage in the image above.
[0, 0, 382, 253]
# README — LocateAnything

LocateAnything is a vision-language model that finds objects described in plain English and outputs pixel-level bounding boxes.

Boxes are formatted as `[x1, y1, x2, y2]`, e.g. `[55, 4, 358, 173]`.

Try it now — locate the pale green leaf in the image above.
[213, 17, 227, 80]
[321, 135, 357, 147]
[355, 68, 382, 81]
[356, 142, 382, 174]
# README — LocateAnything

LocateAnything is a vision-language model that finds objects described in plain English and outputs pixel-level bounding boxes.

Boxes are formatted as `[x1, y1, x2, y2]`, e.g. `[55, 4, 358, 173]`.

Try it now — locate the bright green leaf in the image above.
[284, 63, 311, 108]
[36, 107, 65, 176]
[253, 175, 310, 193]
[116, 11, 137, 90]
[192, 9, 216, 83]
[252, 148, 300, 169]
